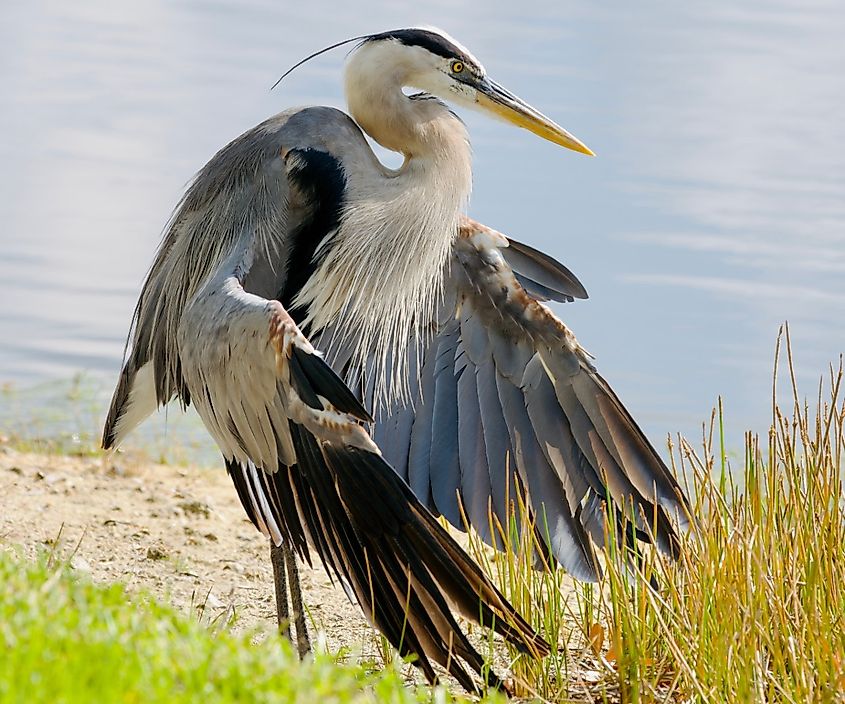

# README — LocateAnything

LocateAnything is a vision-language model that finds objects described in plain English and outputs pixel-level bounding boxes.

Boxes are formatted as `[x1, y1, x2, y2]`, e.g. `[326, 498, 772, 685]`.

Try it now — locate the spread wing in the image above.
[102, 108, 548, 691]
[367, 217, 691, 581]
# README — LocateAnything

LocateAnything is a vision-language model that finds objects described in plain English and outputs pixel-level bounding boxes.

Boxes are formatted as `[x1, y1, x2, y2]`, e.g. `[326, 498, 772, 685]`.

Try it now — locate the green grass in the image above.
[0, 549, 495, 704]
[473, 328, 845, 702]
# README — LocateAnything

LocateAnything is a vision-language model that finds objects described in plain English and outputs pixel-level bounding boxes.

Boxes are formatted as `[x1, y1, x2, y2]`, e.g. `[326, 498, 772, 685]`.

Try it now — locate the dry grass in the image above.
[468, 327, 845, 702]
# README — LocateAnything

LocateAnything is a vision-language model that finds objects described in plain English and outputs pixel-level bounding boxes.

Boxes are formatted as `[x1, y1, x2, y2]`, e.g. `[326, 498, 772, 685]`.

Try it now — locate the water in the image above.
[1, 0, 843, 461]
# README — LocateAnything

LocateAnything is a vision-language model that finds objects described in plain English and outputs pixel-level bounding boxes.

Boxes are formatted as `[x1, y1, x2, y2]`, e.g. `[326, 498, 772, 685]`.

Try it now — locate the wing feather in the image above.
[372, 216, 691, 578]
[428, 323, 463, 525]
[475, 357, 518, 545]
[455, 351, 494, 543]
[407, 335, 438, 509]
[495, 369, 598, 580]
[501, 236, 588, 302]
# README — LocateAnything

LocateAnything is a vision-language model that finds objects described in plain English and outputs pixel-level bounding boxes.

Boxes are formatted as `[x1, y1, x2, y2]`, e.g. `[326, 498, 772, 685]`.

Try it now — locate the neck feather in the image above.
[294, 48, 473, 407]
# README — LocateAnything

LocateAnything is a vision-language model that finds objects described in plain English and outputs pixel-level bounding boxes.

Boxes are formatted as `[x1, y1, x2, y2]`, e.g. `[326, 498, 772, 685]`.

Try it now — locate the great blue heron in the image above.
[103, 27, 690, 691]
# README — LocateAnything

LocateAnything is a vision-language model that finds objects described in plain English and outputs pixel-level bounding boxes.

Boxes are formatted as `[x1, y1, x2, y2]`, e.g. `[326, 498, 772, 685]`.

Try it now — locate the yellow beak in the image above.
[475, 79, 594, 156]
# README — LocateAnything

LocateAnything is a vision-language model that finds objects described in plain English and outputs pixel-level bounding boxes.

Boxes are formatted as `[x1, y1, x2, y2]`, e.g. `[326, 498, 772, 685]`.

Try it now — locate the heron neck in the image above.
[313, 49, 472, 407]
[345, 58, 472, 172]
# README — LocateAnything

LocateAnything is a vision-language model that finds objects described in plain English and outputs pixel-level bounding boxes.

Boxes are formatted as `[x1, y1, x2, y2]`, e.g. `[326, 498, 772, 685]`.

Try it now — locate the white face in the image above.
[406, 49, 484, 108]
[350, 34, 486, 110]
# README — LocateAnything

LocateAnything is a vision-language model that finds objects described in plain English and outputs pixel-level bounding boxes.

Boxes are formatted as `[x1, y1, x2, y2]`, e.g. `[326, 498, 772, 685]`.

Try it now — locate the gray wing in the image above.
[101, 110, 548, 690]
[370, 217, 691, 582]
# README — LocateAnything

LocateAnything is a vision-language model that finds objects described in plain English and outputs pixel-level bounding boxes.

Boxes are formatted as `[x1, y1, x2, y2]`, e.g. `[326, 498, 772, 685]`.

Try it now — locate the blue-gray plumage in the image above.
[503, 239, 588, 302]
[454, 341, 492, 541]
[429, 323, 463, 526]
[475, 355, 517, 546]
[102, 26, 690, 693]
[367, 218, 691, 578]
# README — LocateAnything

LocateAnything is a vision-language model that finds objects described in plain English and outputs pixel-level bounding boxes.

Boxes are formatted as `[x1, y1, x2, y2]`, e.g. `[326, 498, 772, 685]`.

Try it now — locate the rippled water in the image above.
[1, 0, 843, 459]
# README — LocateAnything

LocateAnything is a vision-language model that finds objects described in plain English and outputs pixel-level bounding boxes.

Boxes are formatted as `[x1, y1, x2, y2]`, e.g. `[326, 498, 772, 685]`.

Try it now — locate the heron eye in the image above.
[451, 61, 464, 74]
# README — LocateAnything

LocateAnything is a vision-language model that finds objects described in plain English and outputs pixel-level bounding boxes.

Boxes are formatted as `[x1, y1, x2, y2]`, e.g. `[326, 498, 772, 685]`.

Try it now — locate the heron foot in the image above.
[270, 541, 311, 658]
[284, 542, 312, 658]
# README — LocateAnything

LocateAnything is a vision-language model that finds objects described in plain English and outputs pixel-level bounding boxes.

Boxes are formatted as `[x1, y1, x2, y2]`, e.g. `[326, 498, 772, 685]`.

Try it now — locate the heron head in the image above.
[357, 28, 594, 156]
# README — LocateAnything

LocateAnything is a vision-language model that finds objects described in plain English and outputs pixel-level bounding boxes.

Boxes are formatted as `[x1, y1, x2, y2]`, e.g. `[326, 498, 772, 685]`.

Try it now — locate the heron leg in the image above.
[283, 542, 311, 657]
[270, 541, 292, 643]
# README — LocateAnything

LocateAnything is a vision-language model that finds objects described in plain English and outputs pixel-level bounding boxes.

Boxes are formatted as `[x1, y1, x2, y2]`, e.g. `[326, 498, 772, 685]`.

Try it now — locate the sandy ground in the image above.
[0, 443, 379, 656]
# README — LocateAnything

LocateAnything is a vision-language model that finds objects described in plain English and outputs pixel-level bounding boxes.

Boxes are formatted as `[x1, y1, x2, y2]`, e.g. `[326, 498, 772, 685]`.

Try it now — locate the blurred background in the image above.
[0, 0, 843, 464]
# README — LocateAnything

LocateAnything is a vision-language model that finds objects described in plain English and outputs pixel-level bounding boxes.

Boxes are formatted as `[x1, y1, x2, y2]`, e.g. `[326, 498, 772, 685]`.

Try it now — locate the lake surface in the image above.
[1, 0, 843, 462]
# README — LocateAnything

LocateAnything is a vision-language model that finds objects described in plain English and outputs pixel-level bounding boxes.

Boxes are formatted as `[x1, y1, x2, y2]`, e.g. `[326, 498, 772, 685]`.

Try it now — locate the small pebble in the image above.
[70, 555, 92, 573]
[146, 544, 168, 561]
